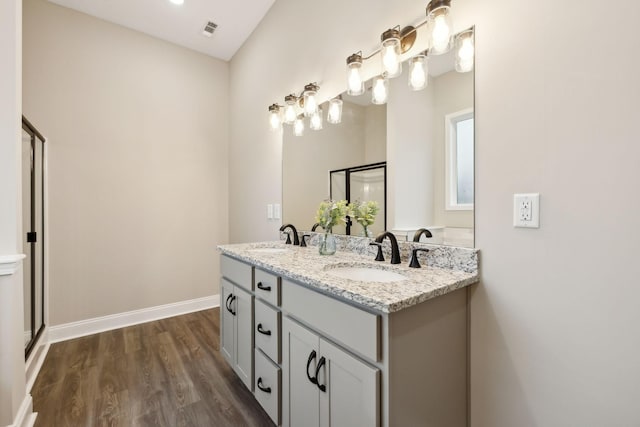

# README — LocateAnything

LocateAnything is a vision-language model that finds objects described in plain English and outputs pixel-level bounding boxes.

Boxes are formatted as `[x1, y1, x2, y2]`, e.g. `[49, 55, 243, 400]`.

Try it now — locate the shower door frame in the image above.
[22, 116, 46, 359]
[329, 161, 387, 236]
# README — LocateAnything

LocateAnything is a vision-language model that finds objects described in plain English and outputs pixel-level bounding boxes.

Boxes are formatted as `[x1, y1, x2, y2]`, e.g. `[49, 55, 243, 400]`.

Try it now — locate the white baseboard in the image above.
[11, 394, 36, 427]
[26, 328, 50, 393]
[48, 294, 220, 343]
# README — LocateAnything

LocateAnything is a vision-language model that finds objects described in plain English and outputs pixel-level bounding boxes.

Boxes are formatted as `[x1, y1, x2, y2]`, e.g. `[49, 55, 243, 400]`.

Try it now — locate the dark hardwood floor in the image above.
[32, 308, 274, 426]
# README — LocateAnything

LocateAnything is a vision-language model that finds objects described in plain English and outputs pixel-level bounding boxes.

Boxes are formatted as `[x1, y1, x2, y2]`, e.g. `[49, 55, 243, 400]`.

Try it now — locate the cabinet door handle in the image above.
[225, 293, 234, 313]
[315, 356, 326, 392]
[230, 295, 236, 316]
[306, 350, 317, 385]
[257, 323, 272, 336]
[257, 377, 272, 393]
[257, 282, 272, 292]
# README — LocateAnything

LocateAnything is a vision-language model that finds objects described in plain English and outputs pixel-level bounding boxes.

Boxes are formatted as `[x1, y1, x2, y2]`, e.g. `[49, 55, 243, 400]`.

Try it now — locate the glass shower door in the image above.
[22, 117, 45, 358]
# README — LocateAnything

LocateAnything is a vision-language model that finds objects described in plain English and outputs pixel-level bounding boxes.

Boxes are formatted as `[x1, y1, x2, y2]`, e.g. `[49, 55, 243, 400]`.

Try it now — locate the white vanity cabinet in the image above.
[282, 316, 379, 427]
[219, 251, 470, 427]
[220, 256, 254, 391]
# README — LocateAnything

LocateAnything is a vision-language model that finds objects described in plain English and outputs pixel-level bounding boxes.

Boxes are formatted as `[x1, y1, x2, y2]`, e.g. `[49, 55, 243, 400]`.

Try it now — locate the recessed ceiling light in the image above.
[169, 0, 184, 5]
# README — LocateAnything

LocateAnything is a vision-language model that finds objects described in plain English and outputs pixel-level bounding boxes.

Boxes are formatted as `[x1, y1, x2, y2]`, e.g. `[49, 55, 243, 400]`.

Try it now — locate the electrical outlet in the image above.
[514, 193, 540, 228]
[267, 204, 273, 219]
[273, 203, 281, 219]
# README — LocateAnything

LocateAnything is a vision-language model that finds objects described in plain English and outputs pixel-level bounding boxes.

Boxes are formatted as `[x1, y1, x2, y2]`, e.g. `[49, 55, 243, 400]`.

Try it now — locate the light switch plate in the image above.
[267, 204, 273, 219]
[514, 193, 540, 228]
[273, 203, 281, 219]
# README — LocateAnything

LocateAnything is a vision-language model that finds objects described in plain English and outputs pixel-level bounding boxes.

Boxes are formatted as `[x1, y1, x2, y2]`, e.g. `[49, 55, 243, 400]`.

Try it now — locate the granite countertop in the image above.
[217, 240, 479, 314]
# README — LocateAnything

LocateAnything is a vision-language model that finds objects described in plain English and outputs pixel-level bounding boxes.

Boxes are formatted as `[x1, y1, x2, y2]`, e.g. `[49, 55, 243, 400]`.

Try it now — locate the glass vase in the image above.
[361, 225, 374, 238]
[319, 232, 337, 255]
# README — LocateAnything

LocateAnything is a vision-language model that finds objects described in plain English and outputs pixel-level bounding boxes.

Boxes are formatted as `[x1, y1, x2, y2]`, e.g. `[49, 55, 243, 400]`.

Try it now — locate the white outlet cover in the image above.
[267, 204, 273, 220]
[513, 193, 540, 228]
[273, 203, 281, 219]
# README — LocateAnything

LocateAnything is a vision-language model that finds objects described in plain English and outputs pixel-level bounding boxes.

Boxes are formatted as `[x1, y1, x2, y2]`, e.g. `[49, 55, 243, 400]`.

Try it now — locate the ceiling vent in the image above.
[202, 21, 218, 37]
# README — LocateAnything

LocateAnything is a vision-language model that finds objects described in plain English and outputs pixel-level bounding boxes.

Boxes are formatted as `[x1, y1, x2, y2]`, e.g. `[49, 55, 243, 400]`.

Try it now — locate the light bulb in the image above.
[283, 95, 297, 124]
[294, 116, 305, 136]
[327, 97, 343, 124]
[268, 104, 281, 131]
[372, 76, 388, 105]
[408, 55, 428, 91]
[310, 108, 323, 130]
[426, 1, 453, 55]
[346, 53, 365, 96]
[303, 83, 319, 117]
[431, 15, 451, 53]
[381, 29, 402, 78]
[455, 31, 474, 73]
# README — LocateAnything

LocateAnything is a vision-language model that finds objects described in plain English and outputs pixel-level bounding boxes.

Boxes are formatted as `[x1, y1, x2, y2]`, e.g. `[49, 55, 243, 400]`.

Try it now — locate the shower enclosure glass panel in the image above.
[22, 117, 45, 359]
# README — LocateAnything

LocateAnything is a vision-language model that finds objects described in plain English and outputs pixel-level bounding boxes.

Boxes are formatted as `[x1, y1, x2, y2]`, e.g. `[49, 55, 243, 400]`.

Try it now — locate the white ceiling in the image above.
[48, 0, 276, 61]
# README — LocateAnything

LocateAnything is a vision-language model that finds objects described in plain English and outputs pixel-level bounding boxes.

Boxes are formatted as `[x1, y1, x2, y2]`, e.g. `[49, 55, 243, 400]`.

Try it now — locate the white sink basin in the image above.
[247, 248, 290, 254]
[324, 265, 407, 283]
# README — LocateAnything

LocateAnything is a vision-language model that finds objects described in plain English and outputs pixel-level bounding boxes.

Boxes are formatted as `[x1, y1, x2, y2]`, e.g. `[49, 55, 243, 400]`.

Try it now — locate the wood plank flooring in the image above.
[32, 308, 274, 426]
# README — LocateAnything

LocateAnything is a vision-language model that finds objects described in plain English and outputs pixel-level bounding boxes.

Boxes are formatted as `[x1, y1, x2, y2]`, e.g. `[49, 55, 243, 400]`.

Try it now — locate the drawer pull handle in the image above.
[315, 356, 327, 392]
[257, 377, 272, 393]
[257, 323, 272, 336]
[306, 350, 317, 385]
[257, 282, 272, 292]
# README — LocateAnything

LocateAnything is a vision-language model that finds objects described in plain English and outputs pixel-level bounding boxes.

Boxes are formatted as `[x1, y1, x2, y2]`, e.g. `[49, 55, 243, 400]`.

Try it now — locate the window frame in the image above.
[444, 108, 474, 211]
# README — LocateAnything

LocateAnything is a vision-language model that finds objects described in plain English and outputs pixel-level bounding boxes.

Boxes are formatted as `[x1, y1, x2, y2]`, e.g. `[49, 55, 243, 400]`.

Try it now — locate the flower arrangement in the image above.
[349, 200, 379, 237]
[314, 199, 349, 232]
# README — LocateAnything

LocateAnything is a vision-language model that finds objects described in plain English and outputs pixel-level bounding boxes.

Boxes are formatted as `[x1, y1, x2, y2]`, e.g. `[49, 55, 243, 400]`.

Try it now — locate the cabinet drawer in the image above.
[282, 279, 380, 362]
[254, 268, 280, 307]
[254, 348, 281, 426]
[221, 255, 252, 291]
[255, 299, 281, 363]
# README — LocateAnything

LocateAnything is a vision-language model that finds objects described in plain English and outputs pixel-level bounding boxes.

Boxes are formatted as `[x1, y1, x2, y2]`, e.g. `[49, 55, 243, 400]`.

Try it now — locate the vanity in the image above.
[218, 237, 479, 426]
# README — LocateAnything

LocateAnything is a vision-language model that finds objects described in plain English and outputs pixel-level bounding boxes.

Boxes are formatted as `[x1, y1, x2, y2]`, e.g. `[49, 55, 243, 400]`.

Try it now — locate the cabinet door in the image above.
[234, 285, 254, 390]
[282, 317, 320, 427]
[220, 278, 235, 365]
[318, 338, 380, 427]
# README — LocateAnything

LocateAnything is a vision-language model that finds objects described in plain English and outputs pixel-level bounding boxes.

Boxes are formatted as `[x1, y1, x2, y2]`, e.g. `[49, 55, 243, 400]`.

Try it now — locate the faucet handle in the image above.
[301, 234, 311, 247]
[370, 242, 385, 262]
[409, 248, 430, 268]
[284, 231, 292, 245]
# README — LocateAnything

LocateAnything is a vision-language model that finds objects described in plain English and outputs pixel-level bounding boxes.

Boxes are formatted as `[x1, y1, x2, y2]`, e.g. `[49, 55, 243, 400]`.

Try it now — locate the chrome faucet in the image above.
[279, 224, 300, 245]
[413, 228, 433, 242]
[374, 231, 401, 264]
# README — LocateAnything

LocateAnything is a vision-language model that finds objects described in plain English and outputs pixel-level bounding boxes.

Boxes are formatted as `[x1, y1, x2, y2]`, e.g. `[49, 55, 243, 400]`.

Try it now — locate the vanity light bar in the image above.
[268, 1, 474, 132]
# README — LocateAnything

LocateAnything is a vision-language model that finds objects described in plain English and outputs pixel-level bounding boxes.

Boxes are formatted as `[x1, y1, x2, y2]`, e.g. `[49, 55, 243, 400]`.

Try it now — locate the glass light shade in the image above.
[346, 54, 365, 96]
[408, 55, 428, 91]
[381, 30, 402, 78]
[283, 95, 297, 124]
[427, 4, 453, 55]
[455, 30, 475, 73]
[293, 116, 305, 136]
[327, 97, 343, 124]
[310, 108, 323, 130]
[371, 76, 388, 105]
[303, 84, 319, 117]
[268, 105, 281, 131]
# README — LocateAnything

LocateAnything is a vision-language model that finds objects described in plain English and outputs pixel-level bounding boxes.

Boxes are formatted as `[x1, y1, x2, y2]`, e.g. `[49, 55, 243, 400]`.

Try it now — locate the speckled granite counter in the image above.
[217, 239, 479, 314]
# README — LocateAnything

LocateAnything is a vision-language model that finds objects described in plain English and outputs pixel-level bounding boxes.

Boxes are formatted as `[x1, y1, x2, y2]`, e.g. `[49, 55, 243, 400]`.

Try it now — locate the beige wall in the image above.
[23, 0, 229, 326]
[230, 0, 640, 425]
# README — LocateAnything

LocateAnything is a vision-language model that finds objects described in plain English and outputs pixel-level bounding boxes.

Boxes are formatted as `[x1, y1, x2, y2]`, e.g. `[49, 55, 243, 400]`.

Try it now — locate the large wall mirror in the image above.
[282, 31, 474, 248]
